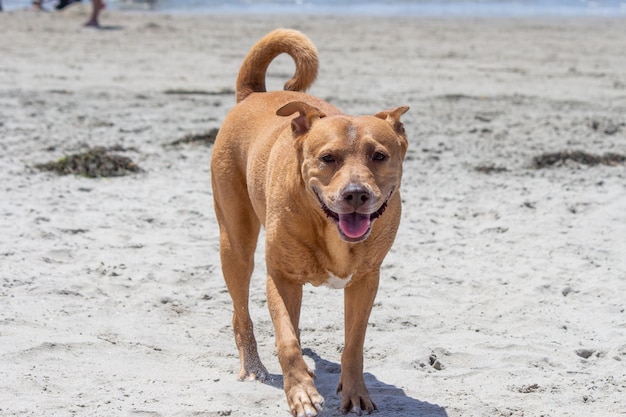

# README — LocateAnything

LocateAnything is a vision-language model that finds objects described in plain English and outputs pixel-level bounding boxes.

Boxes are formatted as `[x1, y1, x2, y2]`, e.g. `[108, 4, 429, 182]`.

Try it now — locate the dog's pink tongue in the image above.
[338, 213, 371, 239]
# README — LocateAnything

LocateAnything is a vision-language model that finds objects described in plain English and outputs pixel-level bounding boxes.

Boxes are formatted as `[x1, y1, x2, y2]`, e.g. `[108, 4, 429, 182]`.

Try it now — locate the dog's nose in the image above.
[342, 184, 370, 209]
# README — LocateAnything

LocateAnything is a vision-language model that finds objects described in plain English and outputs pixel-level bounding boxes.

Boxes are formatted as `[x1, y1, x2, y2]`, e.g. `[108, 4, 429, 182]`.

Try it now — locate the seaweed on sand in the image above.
[36, 147, 141, 178]
[166, 128, 219, 147]
[532, 151, 626, 168]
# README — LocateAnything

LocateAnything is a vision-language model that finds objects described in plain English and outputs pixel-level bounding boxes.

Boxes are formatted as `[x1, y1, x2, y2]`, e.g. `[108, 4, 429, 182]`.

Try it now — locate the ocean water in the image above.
[3, 0, 626, 16]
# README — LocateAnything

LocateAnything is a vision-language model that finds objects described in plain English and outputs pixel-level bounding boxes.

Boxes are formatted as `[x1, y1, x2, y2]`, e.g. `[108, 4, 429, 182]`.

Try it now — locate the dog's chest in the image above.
[322, 272, 353, 289]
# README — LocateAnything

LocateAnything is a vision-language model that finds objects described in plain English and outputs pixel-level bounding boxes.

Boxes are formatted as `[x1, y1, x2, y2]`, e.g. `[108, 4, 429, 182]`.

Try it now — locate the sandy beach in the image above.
[1, 6, 625, 417]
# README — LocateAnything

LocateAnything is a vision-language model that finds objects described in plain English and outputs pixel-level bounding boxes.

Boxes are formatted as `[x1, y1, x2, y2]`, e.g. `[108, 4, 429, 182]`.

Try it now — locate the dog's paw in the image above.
[238, 361, 269, 382]
[337, 382, 377, 415]
[287, 382, 324, 417]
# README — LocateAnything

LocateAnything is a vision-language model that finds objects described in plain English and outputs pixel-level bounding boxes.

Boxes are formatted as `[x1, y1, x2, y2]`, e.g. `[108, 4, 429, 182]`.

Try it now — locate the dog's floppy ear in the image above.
[276, 101, 326, 136]
[375, 106, 409, 135]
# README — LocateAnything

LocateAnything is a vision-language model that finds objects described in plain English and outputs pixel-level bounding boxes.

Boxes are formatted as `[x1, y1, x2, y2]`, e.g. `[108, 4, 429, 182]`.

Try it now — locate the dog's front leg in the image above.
[338, 274, 379, 415]
[267, 273, 324, 417]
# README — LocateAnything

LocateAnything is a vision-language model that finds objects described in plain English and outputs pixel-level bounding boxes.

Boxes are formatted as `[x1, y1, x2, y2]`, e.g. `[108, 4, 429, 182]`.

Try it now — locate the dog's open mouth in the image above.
[317, 190, 391, 242]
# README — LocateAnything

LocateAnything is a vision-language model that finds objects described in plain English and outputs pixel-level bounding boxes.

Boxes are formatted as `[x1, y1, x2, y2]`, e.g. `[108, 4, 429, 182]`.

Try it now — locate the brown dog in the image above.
[211, 29, 408, 416]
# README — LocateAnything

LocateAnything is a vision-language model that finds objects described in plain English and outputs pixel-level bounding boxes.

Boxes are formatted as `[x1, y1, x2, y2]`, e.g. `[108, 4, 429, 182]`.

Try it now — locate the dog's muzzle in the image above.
[316, 188, 392, 242]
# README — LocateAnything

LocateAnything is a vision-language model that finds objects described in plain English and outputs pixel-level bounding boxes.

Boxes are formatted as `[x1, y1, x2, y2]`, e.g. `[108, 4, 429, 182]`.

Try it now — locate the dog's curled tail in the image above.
[236, 29, 319, 103]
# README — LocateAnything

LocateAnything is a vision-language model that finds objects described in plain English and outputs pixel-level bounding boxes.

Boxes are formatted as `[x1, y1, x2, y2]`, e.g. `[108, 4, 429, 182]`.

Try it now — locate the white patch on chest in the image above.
[323, 272, 352, 289]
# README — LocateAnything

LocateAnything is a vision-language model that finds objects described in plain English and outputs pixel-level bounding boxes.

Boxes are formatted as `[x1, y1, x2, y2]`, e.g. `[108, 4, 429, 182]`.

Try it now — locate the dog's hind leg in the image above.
[212, 174, 267, 381]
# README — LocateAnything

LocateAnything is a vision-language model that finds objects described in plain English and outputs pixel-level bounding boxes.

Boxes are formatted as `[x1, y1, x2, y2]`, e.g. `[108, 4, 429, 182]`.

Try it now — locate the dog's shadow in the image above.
[264, 348, 448, 417]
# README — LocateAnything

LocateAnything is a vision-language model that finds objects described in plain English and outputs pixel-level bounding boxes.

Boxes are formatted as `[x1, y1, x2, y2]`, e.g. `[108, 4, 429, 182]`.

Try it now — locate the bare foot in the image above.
[84, 0, 105, 27]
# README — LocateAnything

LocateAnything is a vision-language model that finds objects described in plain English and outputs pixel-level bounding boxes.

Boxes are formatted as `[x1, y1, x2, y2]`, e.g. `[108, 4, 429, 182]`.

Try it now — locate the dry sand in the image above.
[1, 6, 625, 417]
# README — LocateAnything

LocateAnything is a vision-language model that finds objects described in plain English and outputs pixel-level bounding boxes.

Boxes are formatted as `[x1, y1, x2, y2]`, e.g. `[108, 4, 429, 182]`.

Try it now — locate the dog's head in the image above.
[277, 101, 409, 243]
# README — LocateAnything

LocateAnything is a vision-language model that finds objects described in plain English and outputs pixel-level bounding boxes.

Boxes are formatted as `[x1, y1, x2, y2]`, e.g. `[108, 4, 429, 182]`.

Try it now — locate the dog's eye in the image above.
[320, 154, 335, 163]
[372, 152, 387, 161]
